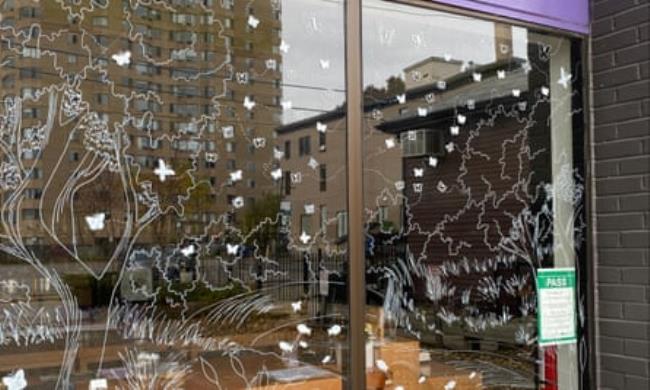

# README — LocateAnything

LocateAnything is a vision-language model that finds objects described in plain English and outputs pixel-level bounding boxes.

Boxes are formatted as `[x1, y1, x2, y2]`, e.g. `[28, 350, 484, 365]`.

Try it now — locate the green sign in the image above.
[537, 268, 577, 346]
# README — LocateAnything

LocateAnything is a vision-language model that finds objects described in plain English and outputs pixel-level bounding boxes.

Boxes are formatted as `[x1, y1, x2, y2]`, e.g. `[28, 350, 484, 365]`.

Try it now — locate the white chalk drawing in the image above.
[2, 369, 26, 390]
[558, 66, 572, 89]
[247, 15, 260, 29]
[0, 1, 587, 388]
[319, 59, 331, 70]
[243, 96, 256, 111]
[111, 51, 131, 67]
[279, 40, 290, 53]
[85, 212, 106, 231]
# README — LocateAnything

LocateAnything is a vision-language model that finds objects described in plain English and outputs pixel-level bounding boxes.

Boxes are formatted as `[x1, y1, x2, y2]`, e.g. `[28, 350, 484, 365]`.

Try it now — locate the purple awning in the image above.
[433, 0, 589, 34]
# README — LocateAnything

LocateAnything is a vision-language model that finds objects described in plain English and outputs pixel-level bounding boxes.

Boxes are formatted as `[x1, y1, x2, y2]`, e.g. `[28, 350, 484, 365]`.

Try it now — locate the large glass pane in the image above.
[361, 2, 586, 389]
[0, 0, 347, 388]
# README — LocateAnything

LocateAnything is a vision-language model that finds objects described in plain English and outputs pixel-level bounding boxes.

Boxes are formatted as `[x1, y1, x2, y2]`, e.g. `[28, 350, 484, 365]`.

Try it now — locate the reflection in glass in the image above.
[361, 1, 585, 389]
[0, 0, 347, 388]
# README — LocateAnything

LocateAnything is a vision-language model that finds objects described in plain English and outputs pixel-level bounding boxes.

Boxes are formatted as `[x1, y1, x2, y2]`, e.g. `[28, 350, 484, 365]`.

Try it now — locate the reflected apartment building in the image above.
[0, 0, 282, 265]
[0, 0, 645, 389]
[358, 27, 582, 361]
[275, 110, 402, 249]
[0, 0, 283, 384]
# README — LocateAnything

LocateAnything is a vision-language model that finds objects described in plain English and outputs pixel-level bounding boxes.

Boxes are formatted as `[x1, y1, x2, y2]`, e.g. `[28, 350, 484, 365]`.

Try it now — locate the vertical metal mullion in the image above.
[583, 36, 599, 390]
[345, 0, 365, 388]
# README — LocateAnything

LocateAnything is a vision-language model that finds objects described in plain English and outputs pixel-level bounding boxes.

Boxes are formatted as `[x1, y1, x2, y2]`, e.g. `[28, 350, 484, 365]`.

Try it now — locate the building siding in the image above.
[591, 0, 650, 389]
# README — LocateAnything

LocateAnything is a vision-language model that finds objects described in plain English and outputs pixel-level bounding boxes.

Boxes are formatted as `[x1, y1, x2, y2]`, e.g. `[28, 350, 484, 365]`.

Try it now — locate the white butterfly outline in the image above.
[247, 15, 260, 29]
[319, 59, 330, 69]
[111, 50, 131, 66]
[229, 169, 243, 182]
[226, 243, 240, 255]
[85, 213, 106, 231]
[243, 96, 256, 111]
[271, 168, 282, 180]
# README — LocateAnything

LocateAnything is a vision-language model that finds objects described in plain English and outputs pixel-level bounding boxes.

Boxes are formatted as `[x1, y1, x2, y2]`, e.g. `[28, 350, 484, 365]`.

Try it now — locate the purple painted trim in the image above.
[432, 0, 589, 34]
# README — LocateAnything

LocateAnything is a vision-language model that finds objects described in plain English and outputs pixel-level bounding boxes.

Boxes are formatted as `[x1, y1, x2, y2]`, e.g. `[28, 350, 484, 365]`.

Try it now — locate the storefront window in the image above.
[0, 0, 588, 388]
[362, 1, 586, 389]
[0, 0, 349, 388]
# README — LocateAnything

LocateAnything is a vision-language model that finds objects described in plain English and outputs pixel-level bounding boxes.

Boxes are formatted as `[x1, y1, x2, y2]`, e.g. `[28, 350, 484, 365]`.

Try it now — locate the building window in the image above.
[318, 131, 326, 151]
[137, 137, 159, 150]
[283, 171, 291, 196]
[2, 0, 14, 12]
[21, 88, 34, 99]
[300, 214, 312, 235]
[320, 206, 328, 232]
[95, 35, 109, 46]
[22, 149, 38, 160]
[97, 93, 109, 105]
[336, 211, 348, 239]
[22, 47, 40, 58]
[92, 16, 109, 27]
[24, 188, 42, 199]
[222, 0, 234, 10]
[298, 136, 311, 156]
[22, 208, 39, 220]
[284, 140, 291, 159]
[29, 168, 42, 179]
[400, 129, 444, 157]
[378, 206, 388, 225]
[319, 165, 327, 192]
[19, 68, 38, 79]
[19, 7, 41, 18]
[22, 107, 40, 118]
[2, 75, 15, 88]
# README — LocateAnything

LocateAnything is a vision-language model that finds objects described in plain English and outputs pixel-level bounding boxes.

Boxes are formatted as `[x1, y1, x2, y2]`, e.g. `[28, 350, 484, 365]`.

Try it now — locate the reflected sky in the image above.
[281, 0, 346, 123]
[281, 0, 529, 124]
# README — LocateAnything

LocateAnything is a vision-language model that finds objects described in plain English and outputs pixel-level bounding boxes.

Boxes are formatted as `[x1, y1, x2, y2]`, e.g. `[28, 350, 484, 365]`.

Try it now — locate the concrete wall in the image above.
[591, 0, 650, 388]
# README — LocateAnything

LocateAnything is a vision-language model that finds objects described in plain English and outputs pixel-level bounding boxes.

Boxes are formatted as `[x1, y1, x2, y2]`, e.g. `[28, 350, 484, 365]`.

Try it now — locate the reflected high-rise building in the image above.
[0, 0, 285, 385]
[0, 0, 282, 261]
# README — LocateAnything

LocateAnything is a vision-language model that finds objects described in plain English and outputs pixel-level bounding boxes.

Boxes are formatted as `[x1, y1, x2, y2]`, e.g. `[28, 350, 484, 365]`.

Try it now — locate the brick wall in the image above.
[591, 0, 650, 389]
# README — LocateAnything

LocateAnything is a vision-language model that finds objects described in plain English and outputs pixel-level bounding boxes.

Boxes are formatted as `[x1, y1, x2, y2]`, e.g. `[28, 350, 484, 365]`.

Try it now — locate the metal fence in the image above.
[201, 244, 404, 307]
[201, 250, 347, 302]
